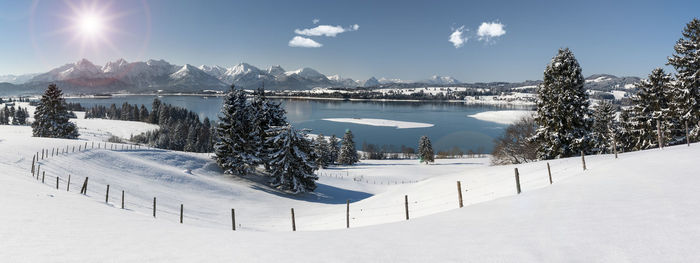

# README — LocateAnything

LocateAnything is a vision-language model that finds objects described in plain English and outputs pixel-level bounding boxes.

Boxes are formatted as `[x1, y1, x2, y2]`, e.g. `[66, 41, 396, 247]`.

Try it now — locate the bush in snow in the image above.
[31, 84, 79, 139]
[337, 130, 359, 165]
[532, 48, 592, 159]
[491, 115, 538, 165]
[266, 125, 318, 193]
[418, 135, 435, 164]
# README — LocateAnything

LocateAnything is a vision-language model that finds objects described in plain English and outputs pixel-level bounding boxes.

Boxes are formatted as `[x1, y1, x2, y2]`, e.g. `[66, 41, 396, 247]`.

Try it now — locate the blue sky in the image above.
[0, 0, 698, 82]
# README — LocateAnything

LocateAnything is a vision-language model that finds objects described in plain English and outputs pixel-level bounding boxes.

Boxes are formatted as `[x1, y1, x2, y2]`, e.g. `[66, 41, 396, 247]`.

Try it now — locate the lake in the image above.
[67, 95, 531, 153]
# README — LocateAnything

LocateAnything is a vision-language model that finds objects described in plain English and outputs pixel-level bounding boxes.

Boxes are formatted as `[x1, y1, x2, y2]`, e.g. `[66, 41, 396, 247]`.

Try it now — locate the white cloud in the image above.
[294, 24, 359, 37]
[449, 26, 468, 48]
[477, 22, 506, 41]
[288, 36, 323, 48]
[312, 18, 320, 24]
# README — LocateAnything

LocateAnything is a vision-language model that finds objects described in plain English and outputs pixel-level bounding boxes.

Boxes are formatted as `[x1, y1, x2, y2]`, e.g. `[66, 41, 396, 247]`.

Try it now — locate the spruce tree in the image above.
[313, 133, 331, 168]
[591, 101, 617, 154]
[626, 68, 673, 150]
[667, 18, 700, 141]
[214, 86, 257, 175]
[249, 87, 288, 170]
[327, 134, 340, 164]
[31, 84, 79, 139]
[266, 125, 318, 193]
[533, 48, 592, 159]
[418, 135, 435, 164]
[337, 130, 359, 165]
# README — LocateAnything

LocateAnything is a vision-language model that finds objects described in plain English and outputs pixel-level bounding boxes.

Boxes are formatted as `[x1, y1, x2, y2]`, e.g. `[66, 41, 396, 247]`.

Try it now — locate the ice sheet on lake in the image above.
[322, 118, 434, 129]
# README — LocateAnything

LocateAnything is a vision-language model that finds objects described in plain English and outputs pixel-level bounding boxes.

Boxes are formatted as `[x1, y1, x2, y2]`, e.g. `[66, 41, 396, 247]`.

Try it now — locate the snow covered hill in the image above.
[1, 115, 700, 261]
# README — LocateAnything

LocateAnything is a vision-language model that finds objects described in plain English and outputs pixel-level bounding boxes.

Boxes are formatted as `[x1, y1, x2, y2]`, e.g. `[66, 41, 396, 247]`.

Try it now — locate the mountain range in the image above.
[0, 58, 640, 96]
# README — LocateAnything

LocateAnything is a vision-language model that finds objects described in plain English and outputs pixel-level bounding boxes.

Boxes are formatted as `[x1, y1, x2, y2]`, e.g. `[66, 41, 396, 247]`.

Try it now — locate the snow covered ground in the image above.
[323, 118, 434, 129]
[2, 120, 700, 261]
[7, 101, 159, 142]
[468, 110, 534, 125]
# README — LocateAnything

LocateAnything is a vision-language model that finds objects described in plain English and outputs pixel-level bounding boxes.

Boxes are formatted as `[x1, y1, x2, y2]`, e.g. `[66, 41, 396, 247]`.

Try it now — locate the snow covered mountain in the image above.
[0, 73, 39, 84]
[362, 77, 380, 87]
[422, 75, 460, 85]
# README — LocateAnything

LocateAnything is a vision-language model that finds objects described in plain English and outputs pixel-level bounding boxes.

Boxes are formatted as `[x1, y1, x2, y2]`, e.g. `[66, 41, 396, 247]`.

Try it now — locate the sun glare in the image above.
[78, 13, 103, 36]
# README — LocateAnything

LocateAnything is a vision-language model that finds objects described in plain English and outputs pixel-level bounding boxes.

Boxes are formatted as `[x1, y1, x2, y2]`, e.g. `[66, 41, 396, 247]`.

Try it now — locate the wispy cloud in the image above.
[288, 36, 322, 48]
[477, 22, 506, 41]
[449, 26, 468, 48]
[294, 24, 359, 37]
[312, 18, 320, 24]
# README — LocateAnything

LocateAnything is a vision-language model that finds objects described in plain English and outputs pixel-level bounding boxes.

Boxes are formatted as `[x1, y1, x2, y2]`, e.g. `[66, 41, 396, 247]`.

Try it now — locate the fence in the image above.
[26, 135, 675, 232]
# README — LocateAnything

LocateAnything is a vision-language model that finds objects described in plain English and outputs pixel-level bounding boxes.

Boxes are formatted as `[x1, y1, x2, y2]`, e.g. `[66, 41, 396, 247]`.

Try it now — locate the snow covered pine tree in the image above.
[667, 18, 700, 141]
[533, 48, 592, 159]
[337, 130, 359, 165]
[214, 85, 259, 175]
[266, 125, 318, 193]
[327, 134, 340, 165]
[313, 133, 332, 168]
[626, 68, 673, 150]
[418, 135, 435, 164]
[591, 101, 618, 154]
[31, 84, 79, 138]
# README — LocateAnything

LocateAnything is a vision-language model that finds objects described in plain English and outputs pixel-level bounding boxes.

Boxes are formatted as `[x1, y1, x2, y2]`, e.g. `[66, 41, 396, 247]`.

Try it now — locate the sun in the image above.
[78, 13, 104, 37]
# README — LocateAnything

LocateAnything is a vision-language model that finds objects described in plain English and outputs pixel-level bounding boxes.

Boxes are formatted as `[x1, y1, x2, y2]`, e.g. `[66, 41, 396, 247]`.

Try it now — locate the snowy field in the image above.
[468, 110, 534, 124]
[322, 118, 434, 129]
[2, 120, 700, 261]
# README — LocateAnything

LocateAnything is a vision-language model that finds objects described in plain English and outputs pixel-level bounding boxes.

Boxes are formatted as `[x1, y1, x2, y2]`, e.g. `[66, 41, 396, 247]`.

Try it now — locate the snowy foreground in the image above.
[2, 123, 700, 262]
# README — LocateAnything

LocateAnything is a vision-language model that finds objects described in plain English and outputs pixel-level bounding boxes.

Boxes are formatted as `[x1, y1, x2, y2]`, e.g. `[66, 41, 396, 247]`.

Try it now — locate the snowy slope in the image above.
[1, 121, 700, 261]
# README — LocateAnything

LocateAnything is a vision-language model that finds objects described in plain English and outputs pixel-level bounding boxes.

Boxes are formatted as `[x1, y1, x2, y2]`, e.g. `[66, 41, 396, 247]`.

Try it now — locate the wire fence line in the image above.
[26, 139, 607, 232]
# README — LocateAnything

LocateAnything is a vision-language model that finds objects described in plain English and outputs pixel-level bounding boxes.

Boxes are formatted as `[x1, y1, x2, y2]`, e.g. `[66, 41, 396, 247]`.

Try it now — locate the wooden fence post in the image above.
[31, 155, 35, 174]
[51, 148, 54, 157]
[581, 151, 587, 171]
[42, 171, 45, 183]
[346, 200, 350, 228]
[547, 162, 553, 184]
[78, 145, 81, 151]
[231, 209, 236, 231]
[85, 142, 87, 150]
[153, 197, 156, 218]
[121, 190, 124, 209]
[291, 208, 296, 231]
[72, 146, 75, 152]
[404, 195, 409, 220]
[56, 176, 59, 189]
[80, 177, 89, 195]
[105, 185, 110, 203]
[41, 149, 44, 160]
[514, 168, 521, 194]
[67, 174, 71, 191]
[457, 181, 464, 208]
[657, 120, 663, 149]
[686, 121, 690, 146]
[612, 135, 618, 159]
[180, 204, 183, 224]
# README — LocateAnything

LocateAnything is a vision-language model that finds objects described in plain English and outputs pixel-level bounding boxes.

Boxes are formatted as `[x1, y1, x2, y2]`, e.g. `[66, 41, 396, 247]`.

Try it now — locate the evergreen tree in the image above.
[139, 105, 149, 122]
[184, 125, 198, 152]
[31, 84, 79, 138]
[313, 133, 331, 168]
[266, 125, 318, 193]
[214, 86, 258, 175]
[149, 98, 162, 124]
[533, 48, 592, 159]
[667, 18, 700, 141]
[0, 108, 8, 125]
[617, 109, 636, 152]
[626, 68, 673, 150]
[15, 107, 27, 125]
[417, 135, 435, 164]
[337, 130, 359, 165]
[327, 134, 340, 164]
[591, 101, 618, 153]
[249, 87, 288, 170]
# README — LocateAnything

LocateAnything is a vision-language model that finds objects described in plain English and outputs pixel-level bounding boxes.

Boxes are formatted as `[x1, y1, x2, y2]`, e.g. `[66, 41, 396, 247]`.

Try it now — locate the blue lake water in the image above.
[67, 95, 531, 153]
